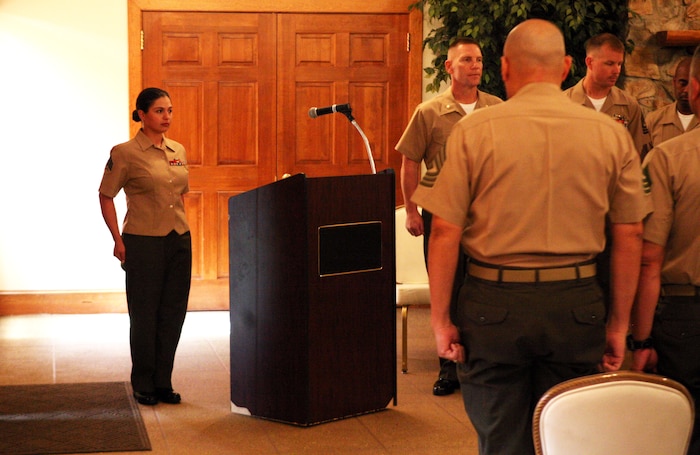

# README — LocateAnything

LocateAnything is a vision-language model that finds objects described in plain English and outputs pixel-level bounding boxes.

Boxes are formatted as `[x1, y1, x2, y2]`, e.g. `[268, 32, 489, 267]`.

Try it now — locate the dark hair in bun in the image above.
[132, 87, 171, 122]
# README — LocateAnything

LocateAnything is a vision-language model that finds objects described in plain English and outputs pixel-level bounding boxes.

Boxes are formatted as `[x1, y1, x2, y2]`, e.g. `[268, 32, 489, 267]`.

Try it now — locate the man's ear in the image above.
[562, 55, 573, 82]
[444, 58, 453, 75]
[500, 56, 509, 83]
[585, 55, 593, 70]
[690, 77, 700, 114]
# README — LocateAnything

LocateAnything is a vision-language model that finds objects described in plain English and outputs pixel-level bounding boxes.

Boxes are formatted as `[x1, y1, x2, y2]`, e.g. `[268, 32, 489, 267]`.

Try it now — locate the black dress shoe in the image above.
[156, 388, 181, 404]
[133, 391, 158, 406]
[433, 378, 460, 396]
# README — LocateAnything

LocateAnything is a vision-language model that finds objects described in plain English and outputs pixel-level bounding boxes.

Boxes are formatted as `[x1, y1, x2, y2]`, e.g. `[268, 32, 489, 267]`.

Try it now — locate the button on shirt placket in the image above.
[168, 175, 175, 210]
[150, 144, 177, 232]
[162, 149, 176, 219]
[157, 142, 189, 236]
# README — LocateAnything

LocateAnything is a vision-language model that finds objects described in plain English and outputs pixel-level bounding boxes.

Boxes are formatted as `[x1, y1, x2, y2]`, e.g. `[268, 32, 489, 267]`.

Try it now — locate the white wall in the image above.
[421, 10, 448, 98]
[0, 0, 128, 291]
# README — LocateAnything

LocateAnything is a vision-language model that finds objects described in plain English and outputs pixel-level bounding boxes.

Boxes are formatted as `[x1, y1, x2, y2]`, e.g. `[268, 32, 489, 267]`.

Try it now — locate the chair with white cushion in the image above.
[533, 370, 694, 455]
[395, 206, 430, 373]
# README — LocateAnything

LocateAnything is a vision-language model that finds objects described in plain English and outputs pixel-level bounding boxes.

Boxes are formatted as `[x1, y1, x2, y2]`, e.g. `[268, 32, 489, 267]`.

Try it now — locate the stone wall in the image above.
[626, 0, 699, 113]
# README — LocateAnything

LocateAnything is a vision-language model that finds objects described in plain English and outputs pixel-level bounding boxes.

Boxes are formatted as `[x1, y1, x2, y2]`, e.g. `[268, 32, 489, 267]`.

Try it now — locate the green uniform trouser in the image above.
[422, 209, 464, 382]
[653, 297, 700, 455]
[455, 275, 606, 455]
[123, 231, 191, 393]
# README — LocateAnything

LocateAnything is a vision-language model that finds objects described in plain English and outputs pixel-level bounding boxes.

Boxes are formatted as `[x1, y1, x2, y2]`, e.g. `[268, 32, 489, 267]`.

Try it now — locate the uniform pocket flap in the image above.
[465, 302, 509, 326]
[658, 320, 700, 339]
[572, 303, 606, 325]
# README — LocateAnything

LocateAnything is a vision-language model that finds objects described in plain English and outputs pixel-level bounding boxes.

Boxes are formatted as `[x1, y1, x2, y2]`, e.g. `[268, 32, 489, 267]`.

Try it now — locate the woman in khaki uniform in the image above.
[99, 88, 191, 406]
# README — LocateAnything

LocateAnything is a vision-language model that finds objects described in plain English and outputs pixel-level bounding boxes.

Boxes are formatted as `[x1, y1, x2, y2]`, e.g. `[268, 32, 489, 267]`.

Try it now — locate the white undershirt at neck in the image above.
[678, 111, 695, 131]
[460, 101, 477, 115]
[588, 96, 607, 112]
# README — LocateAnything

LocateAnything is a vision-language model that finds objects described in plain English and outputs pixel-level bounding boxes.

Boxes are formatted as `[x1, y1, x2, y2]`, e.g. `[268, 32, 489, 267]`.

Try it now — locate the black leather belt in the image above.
[661, 284, 700, 297]
[467, 262, 596, 283]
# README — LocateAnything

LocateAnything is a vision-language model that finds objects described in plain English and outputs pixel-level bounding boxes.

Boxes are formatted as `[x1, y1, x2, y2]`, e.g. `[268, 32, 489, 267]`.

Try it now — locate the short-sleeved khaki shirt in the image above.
[412, 83, 650, 267]
[565, 79, 652, 158]
[395, 87, 503, 169]
[645, 101, 700, 147]
[643, 129, 700, 284]
[99, 130, 190, 236]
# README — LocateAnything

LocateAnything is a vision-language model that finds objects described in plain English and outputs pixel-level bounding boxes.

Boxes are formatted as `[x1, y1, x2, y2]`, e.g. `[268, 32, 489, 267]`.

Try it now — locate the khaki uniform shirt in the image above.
[645, 101, 700, 147]
[395, 87, 503, 168]
[565, 79, 652, 158]
[643, 129, 700, 285]
[412, 83, 649, 267]
[99, 130, 190, 236]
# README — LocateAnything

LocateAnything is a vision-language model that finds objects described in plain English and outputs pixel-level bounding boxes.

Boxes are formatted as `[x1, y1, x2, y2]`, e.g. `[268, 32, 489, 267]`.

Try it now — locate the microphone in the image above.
[308, 103, 352, 118]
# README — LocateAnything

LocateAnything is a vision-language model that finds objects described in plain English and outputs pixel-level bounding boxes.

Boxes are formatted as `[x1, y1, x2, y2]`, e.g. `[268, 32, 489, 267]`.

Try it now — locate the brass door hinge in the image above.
[140, 30, 144, 51]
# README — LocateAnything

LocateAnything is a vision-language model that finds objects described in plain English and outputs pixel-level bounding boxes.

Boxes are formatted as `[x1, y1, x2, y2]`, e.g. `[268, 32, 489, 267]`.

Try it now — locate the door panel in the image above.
[278, 14, 407, 179]
[142, 12, 277, 289]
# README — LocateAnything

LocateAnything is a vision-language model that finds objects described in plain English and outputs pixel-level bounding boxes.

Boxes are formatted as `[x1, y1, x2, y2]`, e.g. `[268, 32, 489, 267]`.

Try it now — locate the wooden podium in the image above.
[228, 171, 396, 426]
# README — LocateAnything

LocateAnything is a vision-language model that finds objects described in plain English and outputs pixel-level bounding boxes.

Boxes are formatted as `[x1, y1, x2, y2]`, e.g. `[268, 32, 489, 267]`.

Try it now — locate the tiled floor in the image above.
[0, 308, 479, 454]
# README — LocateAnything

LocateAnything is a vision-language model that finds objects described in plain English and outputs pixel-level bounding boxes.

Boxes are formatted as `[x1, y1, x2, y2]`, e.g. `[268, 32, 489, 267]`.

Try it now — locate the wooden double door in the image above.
[140, 11, 410, 308]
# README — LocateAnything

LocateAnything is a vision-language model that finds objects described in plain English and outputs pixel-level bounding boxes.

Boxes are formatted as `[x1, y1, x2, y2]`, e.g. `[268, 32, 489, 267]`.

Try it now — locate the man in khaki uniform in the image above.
[646, 57, 699, 147]
[565, 33, 652, 159]
[395, 37, 502, 396]
[413, 20, 648, 455]
[565, 32, 652, 307]
[630, 47, 700, 455]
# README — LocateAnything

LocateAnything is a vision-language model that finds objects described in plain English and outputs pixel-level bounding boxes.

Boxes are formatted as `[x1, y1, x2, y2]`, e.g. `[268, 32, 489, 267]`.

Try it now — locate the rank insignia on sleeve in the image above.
[419, 144, 446, 188]
[642, 164, 652, 195]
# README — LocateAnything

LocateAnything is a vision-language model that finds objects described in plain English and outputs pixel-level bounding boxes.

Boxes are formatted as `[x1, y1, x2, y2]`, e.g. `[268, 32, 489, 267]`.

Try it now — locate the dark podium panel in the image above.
[228, 171, 396, 426]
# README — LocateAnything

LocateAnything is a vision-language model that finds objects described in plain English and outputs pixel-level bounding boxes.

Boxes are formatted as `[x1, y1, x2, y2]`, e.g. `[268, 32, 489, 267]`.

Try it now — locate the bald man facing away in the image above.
[412, 19, 649, 455]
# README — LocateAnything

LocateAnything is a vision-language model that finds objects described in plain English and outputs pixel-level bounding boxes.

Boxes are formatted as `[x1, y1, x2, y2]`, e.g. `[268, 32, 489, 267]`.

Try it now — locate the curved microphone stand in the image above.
[344, 112, 376, 175]
[308, 104, 377, 174]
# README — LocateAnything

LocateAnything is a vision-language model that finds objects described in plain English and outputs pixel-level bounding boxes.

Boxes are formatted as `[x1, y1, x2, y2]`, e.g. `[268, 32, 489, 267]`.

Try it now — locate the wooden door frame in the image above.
[127, 0, 423, 138]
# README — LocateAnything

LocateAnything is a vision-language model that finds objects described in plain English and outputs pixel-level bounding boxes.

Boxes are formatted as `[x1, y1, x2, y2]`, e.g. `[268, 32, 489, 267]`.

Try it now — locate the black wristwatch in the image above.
[626, 334, 654, 351]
